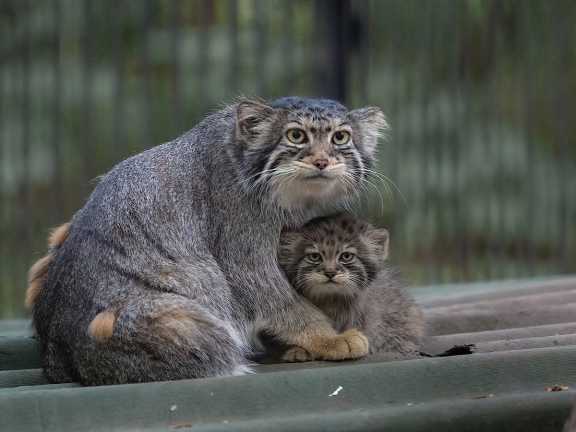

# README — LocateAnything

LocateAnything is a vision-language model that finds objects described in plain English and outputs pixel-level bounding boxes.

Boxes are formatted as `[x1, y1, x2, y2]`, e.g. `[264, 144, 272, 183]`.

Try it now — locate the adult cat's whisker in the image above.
[362, 168, 407, 206]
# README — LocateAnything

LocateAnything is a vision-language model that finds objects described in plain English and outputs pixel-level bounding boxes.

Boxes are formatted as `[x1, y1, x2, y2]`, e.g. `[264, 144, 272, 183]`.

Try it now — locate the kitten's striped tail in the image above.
[25, 222, 70, 309]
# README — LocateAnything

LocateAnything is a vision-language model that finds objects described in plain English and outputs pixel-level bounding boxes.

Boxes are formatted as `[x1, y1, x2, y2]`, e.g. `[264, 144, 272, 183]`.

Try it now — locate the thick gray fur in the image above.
[357, 270, 425, 357]
[279, 214, 425, 358]
[32, 97, 386, 385]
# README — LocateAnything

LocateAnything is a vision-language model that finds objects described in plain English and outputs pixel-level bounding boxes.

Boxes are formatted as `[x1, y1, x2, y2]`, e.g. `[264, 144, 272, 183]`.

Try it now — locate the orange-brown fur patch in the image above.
[88, 311, 116, 342]
[24, 222, 71, 309]
[282, 346, 314, 362]
[25, 255, 52, 309]
[285, 328, 369, 362]
[150, 307, 210, 345]
[48, 222, 71, 248]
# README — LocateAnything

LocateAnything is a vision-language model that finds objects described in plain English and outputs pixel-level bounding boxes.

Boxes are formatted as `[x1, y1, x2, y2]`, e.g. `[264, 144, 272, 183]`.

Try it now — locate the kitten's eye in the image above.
[286, 128, 307, 144]
[305, 253, 322, 263]
[332, 130, 350, 145]
[339, 252, 356, 263]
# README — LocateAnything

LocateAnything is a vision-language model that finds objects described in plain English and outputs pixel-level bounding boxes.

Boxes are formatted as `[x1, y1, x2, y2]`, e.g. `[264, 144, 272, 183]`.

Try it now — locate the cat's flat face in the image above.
[279, 214, 389, 301]
[234, 97, 387, 211]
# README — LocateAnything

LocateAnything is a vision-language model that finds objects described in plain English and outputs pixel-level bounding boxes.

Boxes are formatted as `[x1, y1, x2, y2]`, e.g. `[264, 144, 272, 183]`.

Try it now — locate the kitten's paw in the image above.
[282, 346, 314, 362]
[314, 329, 370, 361]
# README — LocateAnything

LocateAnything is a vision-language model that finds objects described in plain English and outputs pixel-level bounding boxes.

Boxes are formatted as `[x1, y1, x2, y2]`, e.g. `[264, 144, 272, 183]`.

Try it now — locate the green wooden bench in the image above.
[2, 276, 576, 431]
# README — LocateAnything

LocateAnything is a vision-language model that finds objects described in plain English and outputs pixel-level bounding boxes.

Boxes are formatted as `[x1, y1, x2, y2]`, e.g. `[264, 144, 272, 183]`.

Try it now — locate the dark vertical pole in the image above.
[227, 0, 240, 94]
[314, 0, 350, 103]
[171, 0, 183, 133]
[197, 0, 210, 107]
[14, 0, 32, 316]
[21, 0, 32, 291]
[82, 0, 95, 177]
[455, 3, 469, 282]
[356, 0, 370, 104]
[254, 0, 268, 96]
[2, 10, 17, 317]
[282, 1, 295, 94]
[51, 0, 64, 219]
[110, 2, 129, 158]
[0, 10, 7, 315]
[523, 8, 536, 276]
[112, 0, 125, 154]
[554, 10, 572, 274]
[141, 0, 154, 147]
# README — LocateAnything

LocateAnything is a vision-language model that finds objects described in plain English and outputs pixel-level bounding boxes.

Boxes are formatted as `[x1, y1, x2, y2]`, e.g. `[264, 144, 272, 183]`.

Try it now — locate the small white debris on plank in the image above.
[328, 386, 343, 397]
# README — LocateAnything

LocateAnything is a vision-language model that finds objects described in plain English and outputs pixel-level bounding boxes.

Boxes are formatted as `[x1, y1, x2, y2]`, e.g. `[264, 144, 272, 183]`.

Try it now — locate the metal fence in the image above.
[1, 0, 575, 318]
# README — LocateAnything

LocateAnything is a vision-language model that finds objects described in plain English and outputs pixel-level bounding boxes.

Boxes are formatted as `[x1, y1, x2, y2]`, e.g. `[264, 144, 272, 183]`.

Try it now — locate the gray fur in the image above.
[564, 402, 576, 432]
[32, 97, 386, 385]
[279, 214, 425, 358]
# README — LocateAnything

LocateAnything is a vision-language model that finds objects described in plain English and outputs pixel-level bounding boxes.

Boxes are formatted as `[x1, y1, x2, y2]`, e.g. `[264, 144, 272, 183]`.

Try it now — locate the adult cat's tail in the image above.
[26, 223, 70, 308]
[69, 292, 250, 385]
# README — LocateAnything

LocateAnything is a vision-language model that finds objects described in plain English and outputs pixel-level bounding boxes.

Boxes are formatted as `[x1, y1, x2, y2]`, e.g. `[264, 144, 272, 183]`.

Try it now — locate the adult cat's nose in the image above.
[324, 271, 336, 279]
[313, 158, 329, 170]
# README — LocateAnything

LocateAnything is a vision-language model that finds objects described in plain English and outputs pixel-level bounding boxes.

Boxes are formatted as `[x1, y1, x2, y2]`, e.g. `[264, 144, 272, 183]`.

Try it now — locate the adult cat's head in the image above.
[232, 97, 387, 211]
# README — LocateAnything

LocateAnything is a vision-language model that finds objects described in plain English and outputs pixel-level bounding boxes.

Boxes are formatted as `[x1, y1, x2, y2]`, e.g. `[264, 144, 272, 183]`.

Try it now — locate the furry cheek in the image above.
[271, 175, 351, 210]
[333, 273, 363, 297]
[332, 273, 349, 284]
[306, 271, 329, 285]
[299, 272, 329, 297]
[300, 271, 360, 300]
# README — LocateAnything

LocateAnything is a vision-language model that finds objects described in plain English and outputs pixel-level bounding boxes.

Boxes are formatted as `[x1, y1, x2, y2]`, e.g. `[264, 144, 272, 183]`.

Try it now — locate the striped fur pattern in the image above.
[31, 97, 386, 385]
[234, 97, 388, 213]
[279, 213, 424, 358]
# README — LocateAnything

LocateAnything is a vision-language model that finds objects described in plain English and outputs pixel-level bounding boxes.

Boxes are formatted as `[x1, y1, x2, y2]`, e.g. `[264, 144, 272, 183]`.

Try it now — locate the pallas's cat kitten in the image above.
[279, 213, 424, 360]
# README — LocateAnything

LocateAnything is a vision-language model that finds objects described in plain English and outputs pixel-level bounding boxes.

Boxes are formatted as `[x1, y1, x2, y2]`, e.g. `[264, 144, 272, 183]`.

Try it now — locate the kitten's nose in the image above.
[324, 271, 336, 279]
[313, 158, 329, 170]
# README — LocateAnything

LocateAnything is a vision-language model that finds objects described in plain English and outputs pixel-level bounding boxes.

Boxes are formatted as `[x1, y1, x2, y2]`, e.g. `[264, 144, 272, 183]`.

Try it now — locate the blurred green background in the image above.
[1, 0, 575, 318]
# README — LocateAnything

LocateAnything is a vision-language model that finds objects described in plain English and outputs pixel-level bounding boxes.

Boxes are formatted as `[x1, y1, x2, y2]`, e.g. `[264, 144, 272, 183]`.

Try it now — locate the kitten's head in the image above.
[279, 214, 389, 301]
[233, 97, 388, 211]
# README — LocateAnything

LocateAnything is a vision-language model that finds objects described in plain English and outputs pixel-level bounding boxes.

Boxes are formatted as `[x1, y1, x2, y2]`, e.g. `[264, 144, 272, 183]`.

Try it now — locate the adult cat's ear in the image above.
[347, 106, 388, 157]
[235, 98, 277, 145]
[364, 228, 390, 265]
[278, 231, 302, 268]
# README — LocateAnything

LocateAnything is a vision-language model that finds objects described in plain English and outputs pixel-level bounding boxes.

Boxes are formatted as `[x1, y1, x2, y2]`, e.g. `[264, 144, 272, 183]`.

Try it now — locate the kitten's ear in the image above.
[236, 98, 277, 145]
[364, 228, 390, 264]
[348, 106, 388, 157]
[278, 231, 302, 267]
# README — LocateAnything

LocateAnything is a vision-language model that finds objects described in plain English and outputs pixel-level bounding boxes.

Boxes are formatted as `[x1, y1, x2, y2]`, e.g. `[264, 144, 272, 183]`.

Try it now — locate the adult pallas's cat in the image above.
[28, 97, 387, 385]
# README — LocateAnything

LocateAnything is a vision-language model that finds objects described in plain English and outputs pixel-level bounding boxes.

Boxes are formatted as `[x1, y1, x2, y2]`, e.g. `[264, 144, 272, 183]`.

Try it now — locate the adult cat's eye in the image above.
[305, 253, 322, 263]
[286, 128, 308, 144]
[332, 130, 350, 145]
[339, 252, 355, 263]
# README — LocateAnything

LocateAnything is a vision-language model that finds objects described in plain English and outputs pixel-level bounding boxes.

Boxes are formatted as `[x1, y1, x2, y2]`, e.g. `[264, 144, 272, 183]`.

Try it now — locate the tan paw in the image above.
[282, 346, 314, 362]
[313, 329, 370, 361]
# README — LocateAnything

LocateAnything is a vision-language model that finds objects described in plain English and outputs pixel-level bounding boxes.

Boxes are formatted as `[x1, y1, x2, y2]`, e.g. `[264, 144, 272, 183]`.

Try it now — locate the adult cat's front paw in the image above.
[282, 346, 314, 362]
[312, 329, 370, 361]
